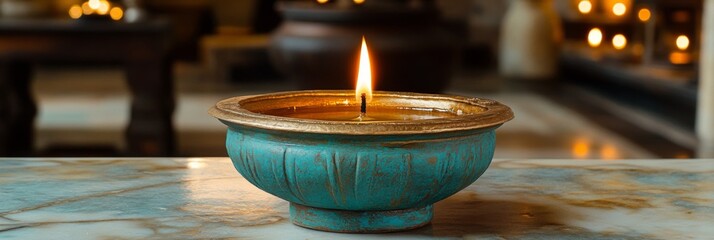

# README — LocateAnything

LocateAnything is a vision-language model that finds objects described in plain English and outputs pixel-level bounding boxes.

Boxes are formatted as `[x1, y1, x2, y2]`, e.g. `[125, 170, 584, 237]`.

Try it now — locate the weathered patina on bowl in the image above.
[209, 90, 513, 233]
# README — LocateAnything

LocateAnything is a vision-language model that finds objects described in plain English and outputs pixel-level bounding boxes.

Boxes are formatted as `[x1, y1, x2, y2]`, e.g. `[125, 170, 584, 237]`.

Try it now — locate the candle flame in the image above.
[96, 0, 110, 15]
[88, 0, 101, 10]
[612, 34, 627, 50]
[612, 2, 627, 16]
[676, 35, 690, 51]
[82, 2, 93, 15]
[578, 0, 592, 14]
[69, 5, 82, 19]
[110, 7, 123, 21]
[588, 28, 603, 47]
[638, 8, 651, 22]
[356, 37, 372, 103]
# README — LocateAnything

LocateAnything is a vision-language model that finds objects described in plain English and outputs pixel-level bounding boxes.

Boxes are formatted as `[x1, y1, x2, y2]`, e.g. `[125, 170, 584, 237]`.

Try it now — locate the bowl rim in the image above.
[209, 90, 514, 135]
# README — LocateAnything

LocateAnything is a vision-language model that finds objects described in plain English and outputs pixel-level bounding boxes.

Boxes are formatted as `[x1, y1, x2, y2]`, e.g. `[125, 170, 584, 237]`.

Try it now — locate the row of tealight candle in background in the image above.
[577, 0, 629, 17]
[576, 1, 693, 65]
[316, 0, 365, 5]
[586, 27, 628, 50]
[68, 0, 123, 21]
[586, 27, 691, 63]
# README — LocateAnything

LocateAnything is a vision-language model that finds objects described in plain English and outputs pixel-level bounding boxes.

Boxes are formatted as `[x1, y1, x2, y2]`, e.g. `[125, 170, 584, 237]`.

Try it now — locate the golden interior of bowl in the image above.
[246, 92, 486, 121]
[264, 106, 457, 121]
[209, 90, 513, 135]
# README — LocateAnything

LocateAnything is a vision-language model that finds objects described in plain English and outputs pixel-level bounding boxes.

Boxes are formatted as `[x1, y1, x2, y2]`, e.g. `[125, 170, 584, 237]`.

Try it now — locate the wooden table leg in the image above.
[125, 58, 175, 156]
[0, 61, 36, 156]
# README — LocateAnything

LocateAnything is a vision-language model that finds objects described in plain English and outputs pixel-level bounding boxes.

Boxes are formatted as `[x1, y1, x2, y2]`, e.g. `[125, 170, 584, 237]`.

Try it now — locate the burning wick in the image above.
[357, 93, 367, 121]
[360, 93, 367, 115]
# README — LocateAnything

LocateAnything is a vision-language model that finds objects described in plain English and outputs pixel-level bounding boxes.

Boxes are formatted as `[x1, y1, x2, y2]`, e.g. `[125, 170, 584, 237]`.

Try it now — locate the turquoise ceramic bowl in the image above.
[210, 90, 513, 233]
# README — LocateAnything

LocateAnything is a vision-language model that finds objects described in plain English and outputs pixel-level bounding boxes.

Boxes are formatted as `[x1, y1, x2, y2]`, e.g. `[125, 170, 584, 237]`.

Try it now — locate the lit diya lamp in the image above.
[210, 37, 513, 232]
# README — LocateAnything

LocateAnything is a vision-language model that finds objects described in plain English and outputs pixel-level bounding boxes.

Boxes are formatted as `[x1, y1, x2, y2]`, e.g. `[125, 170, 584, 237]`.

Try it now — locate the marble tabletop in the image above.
[0, 158, 711, 239]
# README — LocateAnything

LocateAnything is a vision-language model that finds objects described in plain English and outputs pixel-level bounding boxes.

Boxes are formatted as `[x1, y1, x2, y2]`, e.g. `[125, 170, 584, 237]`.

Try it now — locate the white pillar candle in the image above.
[698, 0, 714, 157]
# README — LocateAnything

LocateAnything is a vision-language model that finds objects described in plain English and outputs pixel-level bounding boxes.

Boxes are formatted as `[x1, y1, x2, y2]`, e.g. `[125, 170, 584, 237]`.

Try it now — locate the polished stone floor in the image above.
[29, 63, 687, 158]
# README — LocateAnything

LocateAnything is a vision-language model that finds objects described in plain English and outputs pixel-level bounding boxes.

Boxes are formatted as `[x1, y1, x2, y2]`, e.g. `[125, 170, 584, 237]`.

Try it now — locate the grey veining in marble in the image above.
[0, 158, 712, 239]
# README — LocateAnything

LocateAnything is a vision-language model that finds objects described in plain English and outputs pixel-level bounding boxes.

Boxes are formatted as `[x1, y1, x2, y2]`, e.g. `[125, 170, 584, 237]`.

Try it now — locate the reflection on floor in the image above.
[33, 63, 657, 159]
[459, 92, 655, 159]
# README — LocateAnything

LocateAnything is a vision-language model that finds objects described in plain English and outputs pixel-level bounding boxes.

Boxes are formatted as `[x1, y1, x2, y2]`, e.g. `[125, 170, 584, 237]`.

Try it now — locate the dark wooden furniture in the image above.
[0, 18, 175, 157]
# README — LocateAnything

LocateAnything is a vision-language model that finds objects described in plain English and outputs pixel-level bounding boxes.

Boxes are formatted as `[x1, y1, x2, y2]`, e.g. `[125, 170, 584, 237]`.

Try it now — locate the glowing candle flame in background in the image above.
[638, 8, 651, 22]
[82, 2, 93, 15]
[670, 35, 691, 64]
[69, 5, 82, 19]
[110, 7, 123, 20]
[578, 0, 592, 14]
[676, 35, 690, 50]
[613, 2, 627, 16]
[588, 28, 603, 47]
[71, 0, 123, 20]
[612, 34, 627, 50]
[97, 0, 110, 15]
[88, 0, 101, 9]
[356, 37, 373, 103]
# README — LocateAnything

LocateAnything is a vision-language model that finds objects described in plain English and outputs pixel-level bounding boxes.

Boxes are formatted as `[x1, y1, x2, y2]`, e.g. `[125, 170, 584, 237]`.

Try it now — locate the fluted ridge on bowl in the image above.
[227, 128, 496, 211]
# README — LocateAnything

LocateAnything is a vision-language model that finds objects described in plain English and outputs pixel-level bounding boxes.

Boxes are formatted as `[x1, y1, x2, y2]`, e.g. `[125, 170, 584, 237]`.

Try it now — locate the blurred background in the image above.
[0, 0, 709, 159]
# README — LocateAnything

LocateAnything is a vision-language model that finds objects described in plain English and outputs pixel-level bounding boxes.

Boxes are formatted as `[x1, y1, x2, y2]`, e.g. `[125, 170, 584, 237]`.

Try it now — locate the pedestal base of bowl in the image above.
[289, 203, 433, 233]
